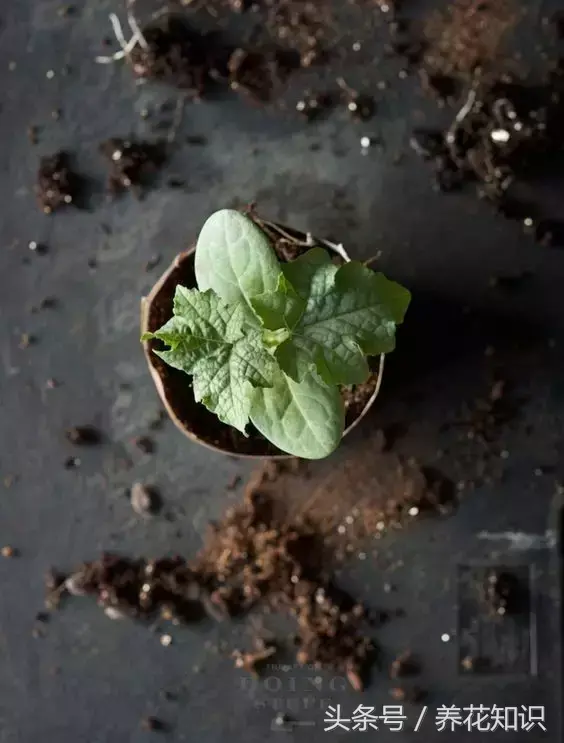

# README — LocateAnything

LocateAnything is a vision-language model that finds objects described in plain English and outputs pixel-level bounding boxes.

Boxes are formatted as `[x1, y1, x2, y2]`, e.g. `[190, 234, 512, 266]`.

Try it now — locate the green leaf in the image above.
[251, 274, 305, 331]
[250, 369, 344, 459]
[145, 286, 276, 433]
[275, 257, 411, 386]
[281, 247, 333, 298]
[195, 210, 281, 311]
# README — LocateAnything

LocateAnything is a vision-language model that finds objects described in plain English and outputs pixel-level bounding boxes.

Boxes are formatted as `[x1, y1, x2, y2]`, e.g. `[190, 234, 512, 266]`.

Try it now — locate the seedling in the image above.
[143, 210, 410, 458]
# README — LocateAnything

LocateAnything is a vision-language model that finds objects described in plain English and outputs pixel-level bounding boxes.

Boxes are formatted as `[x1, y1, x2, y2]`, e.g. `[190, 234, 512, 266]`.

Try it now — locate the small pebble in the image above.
[19, 333, 34, 349]
[273, 713, 288, 728]
[360, 136, 371, 148]
[130, 482, 160, 517]
[441, 633, 450, 643]
[28, 240, 48, 255]
[461, 656, 474, 671]
[490, 129, 510, 143]
[64, 456, 81, 469]
[160, 634, 173, 647]
[141, 716, 167, 732]
[1, 546, 17, 558]
[408, 506, 419, 516]
[46, 70, 55, 80]
[65, 574, 87, 596]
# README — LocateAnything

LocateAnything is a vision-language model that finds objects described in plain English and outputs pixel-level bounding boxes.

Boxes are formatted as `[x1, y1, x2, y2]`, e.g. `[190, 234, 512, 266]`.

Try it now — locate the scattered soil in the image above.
[480, 569, 527, 616]
[48, 487, 375, 688]
[451, 378, 518, 445]
[228, 47, 297, 103]
[100, 138, 165, 195]
[410, 71, 564, 243]
[423, 0, 519, 83]
[294, 90, 335, 121]
[239, 430, 453, 553]
[35, 151, 82, 214]
[128, 15, 223, 96]
[389, 650, 420, 679]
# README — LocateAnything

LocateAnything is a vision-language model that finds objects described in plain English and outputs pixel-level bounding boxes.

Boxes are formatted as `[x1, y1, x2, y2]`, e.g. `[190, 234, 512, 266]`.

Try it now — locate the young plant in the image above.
[143, 210, 411, 459]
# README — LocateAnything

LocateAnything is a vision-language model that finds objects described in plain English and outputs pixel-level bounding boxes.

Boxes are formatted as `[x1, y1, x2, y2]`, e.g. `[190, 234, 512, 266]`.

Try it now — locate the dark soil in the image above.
[480, 569, 528, 616]
[99, 138, 166, 195]
[128, 15, 224, 96]
[423, 0, 519, 82]
[410, 71, 564, 244]
[452, 378, 517, 445]
[227, 47, 298, 103]
[48, 488, 374, 689]
[35, 151, 83, 214]
[65, 425, 102, 445]
[144, 215, 380, 456]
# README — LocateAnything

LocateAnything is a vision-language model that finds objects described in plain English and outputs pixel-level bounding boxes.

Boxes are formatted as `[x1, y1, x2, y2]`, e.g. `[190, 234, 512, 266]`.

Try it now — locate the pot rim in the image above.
[140, 218, 385, 459]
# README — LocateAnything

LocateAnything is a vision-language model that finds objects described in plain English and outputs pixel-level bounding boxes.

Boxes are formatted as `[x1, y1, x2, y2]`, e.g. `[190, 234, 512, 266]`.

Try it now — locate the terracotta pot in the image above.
[140, 219, 384, 458]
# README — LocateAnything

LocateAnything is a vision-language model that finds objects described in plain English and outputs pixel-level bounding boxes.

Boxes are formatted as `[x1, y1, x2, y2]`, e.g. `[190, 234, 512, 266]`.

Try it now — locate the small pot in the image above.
[140, 218, 384, 459]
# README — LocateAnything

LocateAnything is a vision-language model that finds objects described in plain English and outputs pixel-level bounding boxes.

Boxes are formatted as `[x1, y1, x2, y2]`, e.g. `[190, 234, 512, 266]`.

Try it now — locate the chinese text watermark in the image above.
[323, 704, 547, 733]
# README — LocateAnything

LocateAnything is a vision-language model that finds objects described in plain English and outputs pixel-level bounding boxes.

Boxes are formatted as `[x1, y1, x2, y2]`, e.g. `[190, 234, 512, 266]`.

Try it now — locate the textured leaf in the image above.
[251, 274, 305, 330]
[275, 257, 411, 386]
[250, 369, 344, 459]
[281, 247, 332, 299]
[195, 210, 281, 312]
[144, 287, 275, 433]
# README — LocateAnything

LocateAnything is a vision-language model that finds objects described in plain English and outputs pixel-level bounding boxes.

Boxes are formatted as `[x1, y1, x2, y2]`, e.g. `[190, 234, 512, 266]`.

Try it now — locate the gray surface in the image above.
[0, 0, 562, 741]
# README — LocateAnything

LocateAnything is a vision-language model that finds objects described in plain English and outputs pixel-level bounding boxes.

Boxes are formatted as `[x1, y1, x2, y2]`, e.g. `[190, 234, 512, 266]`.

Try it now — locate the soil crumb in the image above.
[423, 0, 519, 82]
[35, 152, 83, 214]
[129, 15, 222, 96]
[65, 425, 102, 446]
[228, 47, 296, 103]
[455, 378, 517, 444]
[100, 138, 165, 195]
